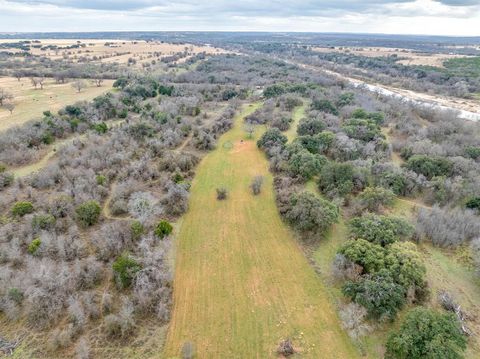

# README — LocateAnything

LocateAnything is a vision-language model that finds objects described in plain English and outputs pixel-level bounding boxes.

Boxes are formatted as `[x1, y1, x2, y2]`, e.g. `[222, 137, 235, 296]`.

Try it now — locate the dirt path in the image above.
[12, 134, 87, 178]
[396, 197, 431, 210]
[101, 181, 131, 221]
[176, 132, 193, 152]
[163, 103, 358, 358]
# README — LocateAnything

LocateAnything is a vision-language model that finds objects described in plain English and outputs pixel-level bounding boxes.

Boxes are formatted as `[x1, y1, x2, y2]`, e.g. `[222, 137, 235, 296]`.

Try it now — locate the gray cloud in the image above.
[7, 0, 418, 14]
[7, 0, 155, 10]
[434, 0, 480, 5]
[1, 0, 480, 34]
[7, 0, 479, 20]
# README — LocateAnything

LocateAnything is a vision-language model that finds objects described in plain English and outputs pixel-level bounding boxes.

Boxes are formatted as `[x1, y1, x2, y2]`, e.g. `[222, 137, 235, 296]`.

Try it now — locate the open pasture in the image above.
[0, 39, 229, 67]
[0, 76, 114, 132]
[313, 46, 472, 67]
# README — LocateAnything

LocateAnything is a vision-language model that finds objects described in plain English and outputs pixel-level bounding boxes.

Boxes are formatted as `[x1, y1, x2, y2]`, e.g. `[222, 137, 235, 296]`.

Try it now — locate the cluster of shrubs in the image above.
[0, 66, 239, 355]
[254, 78, 472, 358]
[335, 213, 427, 319]
[332, 211, 467, 356]
[0, 92, 125, 167]
[386, 307, 467, 358]
[388, 104, 480, 207]
[194, 103, 238, 150]
[245, 96, 302, 132]
[416, 206, 480, 247]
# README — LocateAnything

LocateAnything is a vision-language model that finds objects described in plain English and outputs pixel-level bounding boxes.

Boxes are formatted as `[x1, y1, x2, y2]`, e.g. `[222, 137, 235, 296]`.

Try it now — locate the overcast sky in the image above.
[0, 0, 479, 36]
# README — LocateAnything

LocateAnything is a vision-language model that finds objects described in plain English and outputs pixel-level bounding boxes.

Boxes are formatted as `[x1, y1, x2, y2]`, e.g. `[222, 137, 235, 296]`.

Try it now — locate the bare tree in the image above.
[244, 123, 256, 139]
[36, 77, 46, 90]
[72, 80, 87, 93]
[250, 175, 264, 195]
[93, 76, 104, 87]
[339, 302, 373, 339]
[0, 88, 13, 106]
[13, 71, 23, 82]
[54, 72, 68, 84]
[30, 77, 38, 89]
[4, 103, 15, 114]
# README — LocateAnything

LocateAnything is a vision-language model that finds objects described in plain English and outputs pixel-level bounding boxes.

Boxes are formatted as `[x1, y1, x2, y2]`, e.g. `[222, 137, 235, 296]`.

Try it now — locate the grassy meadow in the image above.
[0, 77, 114, 132]
[164, 103, 358, 358]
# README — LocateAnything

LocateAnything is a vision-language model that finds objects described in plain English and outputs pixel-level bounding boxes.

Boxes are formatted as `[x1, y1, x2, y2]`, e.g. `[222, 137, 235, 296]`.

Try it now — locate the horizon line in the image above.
[1, 30, 480, 38]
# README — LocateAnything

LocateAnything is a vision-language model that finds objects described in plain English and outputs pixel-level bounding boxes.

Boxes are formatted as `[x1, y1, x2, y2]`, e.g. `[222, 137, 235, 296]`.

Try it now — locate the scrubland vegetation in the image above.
[0, 48, 242, 356]
[251, 54, 480, 357]
[0, 33, 479, 358]
[288, 48, 480, 99]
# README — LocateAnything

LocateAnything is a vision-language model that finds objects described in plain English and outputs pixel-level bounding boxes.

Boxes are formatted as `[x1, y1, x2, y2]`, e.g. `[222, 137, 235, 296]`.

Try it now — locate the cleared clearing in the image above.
[164, 103, 358, 358]
[0, 77, 114, 132]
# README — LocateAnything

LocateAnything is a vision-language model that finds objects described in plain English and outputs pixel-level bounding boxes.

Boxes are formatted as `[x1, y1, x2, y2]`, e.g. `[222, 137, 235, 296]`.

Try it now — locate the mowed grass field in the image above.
[0, 77, 114, 132]
[164, 103, 358, 358]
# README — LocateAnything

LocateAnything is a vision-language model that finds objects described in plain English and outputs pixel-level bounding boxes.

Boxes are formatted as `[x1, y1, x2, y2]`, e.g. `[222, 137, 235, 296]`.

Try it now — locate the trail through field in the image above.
[396, 197, 431, 210]
[12, 134, 86, 178]
[381, 127, 404, 166]
[285, 102, 307, 142]
[163, 103, 358, 358]
[101, 181, 132, 221]
[176, 132, 194, 152]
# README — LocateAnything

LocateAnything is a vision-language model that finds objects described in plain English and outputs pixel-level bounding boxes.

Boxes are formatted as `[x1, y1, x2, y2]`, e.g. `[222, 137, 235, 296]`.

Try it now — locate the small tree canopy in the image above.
[385, 307, 467, 359]
[75, 200, 101, 226]
[343, 273, 406, 320]
[11, 201, 34, 217]
[112, 253, 142, 289]
[154, 220, 173, 239]
[288, 149, 326, 181]
[356, 186, 395, 213]
[297, 117, 325, 136]
[318, 161, 355, 198]
[311, 99, 338, 115]
[349, 213, 413, 246]
[405, 155, 453, 180]
[285, 191, 339, 233]
[257, 128, 287, 150]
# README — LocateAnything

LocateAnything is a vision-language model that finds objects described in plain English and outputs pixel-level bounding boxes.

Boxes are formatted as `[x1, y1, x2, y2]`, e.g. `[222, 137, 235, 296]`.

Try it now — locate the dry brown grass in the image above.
[0, 76, 114, 132]
[0, 39, 229, 67]
[313, 46, 471, 67]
